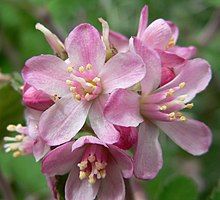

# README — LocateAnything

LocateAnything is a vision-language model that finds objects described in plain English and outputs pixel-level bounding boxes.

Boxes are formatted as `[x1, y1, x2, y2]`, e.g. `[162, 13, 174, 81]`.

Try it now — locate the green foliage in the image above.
[0, 0, 219, 199]
[158, 176, 198, 200]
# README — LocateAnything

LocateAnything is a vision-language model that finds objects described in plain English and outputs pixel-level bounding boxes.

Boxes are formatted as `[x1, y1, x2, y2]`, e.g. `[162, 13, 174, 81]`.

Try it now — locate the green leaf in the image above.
[208, 181, 220, 200]
[158, 176, 198, 200]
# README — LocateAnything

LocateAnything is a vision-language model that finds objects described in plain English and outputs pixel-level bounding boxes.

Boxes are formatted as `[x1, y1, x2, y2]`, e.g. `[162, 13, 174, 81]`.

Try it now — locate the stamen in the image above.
[78, 66, 85, 73]
[93, 77, 101, 83]
[178, 95, 187, 101]
[13, 151, 21, 157]
[88, 174, 96, 184]
[86, 64, 92, 70]
[166, 89, 175, 97]
[67, 66, 73, 73]
[66, 80, 72, 85]
[69, 87, 76, 92]
[79, 171, 88, 180]
[169, 112, 176, 120]
[179, 116, 187, 121]
[179, 82, 186, 89]
[159, 105, 167, 111]
[185, 103, 194, 109]
[7, 125, 17, 132]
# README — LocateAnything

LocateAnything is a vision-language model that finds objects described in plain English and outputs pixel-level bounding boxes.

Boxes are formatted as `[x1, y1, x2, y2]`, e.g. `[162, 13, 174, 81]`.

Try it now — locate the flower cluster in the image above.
[4, 5, 212, 200]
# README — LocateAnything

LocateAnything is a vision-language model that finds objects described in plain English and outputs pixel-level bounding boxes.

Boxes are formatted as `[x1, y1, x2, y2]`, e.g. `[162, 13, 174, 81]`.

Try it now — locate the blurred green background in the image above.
[0, 0, 220, 199]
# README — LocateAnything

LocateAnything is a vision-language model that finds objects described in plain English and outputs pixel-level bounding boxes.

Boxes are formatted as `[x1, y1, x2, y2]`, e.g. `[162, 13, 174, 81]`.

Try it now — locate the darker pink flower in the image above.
[4, 108, 50, 161]
[22, 23, 145, 146]
[104, 39, 212, 179]
[42, 136, 133, 200]
[109, 5, 197, 86]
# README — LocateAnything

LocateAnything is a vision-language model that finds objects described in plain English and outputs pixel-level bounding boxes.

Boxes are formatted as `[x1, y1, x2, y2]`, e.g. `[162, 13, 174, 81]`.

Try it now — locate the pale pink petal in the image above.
[22, 55, 69, 96]
[108, 144, 133, 178]
[134, 122, 163, 179]
[169, 46, 197, 59]
[46, 176, 58, 199]
[65, 166, 100, 200]
[97, 158, 125, 200]
[72, 135, 107, 152]
[89, 96, 120, 144]
[104, 89, 143, 127]
[42, 141, 83, 176]
[166, 21, 179, 43]
[100, 51, 145, 93]
[133, 38, 161, 94]
[141, 19, 172, 50]
[40, 95, 91, 146]
[109, 31, 129, 52]
[33, 137, 50, 162]
[160, 67, 176, 86]
[156, 119, 212, 155]
[25, 108, 42, 138]
[137, 5, 148, 38]
[65, 23, 105, 73]
[158, 58, 212, 102]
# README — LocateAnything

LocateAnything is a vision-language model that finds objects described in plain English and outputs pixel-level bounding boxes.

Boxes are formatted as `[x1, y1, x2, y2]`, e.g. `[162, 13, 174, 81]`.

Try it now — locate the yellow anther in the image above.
[69, 87, 76, 92]
[100, 169, 106, 179]
[88, 155, 96, 163]
[66, 80, 72, 85]
[166, 37, 175, 49]
[93, 77, 101, 83]
[15, 135, 24, 141]
[167, 89, 174, 97]
[77, 161, 88, 170]
[86, 64, 92, 70]
[75, 94, 81, 101]
[79, 66, 85, 73]
[159, 105, 167, 111]
[88, 175, 96, 184]
[20, 85, 24, 91]
[7, 125, 17, 132]
[13, 151, 21, 158]
[169, 112, 176, 120]
[179, 82, 186, 89]
[178, 95, 187, 101]
[79, 171, 88, 180]
[179, 116, 187, 121]
[67, 66, 73, 73]
[95, 162, 106, 170]
[185, 103, 194, 109]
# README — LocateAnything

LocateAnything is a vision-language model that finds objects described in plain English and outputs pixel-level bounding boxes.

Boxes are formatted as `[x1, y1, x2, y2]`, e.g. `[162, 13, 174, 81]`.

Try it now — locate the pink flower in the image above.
[22, 83, 54, 111]
[104, 39, 212, 179]
[22, 23, 145, 146]
[4, 109, 50, 161]
[109, 5, 197, 85]
[42, 136, 133, 200]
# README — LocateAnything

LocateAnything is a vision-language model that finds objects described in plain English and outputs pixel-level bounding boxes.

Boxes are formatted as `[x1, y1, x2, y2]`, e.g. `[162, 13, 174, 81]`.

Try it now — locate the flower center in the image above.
[140, 82, 194, 122]
[65, 64, 102, 101]
[3, 124, 30, 157]
[77, 145, 108, 184]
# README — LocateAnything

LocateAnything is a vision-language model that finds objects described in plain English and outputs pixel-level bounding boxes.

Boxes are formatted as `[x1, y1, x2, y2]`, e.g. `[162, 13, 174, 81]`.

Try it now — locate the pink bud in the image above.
[160, 67, 175, 86]
[23, 83, 54, 111]
[114, 126, 138, 150]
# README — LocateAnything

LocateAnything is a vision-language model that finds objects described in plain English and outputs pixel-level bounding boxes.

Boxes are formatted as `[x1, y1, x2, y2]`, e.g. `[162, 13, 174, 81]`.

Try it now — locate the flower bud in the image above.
[23, 83, 54, 111]
[35, 23, 68, 60]
[114, 125, 138, 150]
[160, 67, 175, 86]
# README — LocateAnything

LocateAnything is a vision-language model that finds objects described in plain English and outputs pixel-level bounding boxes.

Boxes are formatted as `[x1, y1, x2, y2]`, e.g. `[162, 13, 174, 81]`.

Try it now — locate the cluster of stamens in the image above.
[3, 124, 27, 157]
[65, 64, 102, 101]
[166, 37, 175, 49]
[141, 82, 194, 122]
[77, 145, 108, 184]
